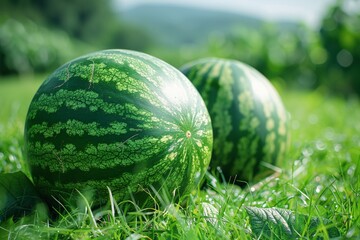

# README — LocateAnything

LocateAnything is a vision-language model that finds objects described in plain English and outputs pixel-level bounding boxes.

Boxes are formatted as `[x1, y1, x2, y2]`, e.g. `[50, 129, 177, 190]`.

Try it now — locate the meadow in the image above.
[0, 74, 359, 239]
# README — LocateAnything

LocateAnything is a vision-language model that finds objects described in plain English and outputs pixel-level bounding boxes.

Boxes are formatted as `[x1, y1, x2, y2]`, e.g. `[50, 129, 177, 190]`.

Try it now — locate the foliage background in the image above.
[1, 0, 359, 96]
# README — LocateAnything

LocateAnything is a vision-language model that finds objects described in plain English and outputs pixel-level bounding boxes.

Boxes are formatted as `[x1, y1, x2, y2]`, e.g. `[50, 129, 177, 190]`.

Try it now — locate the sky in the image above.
[117, 0, 336, 27]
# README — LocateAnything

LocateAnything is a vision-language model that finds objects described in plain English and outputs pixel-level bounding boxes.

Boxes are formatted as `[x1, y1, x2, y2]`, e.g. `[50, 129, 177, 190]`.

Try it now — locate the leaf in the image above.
[0, 171, 45, 222]
[245, 206, 340, 239]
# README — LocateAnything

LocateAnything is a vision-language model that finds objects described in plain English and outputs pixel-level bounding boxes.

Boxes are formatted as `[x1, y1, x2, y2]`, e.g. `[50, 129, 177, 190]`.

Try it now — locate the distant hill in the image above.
[120, 4, 269, 47]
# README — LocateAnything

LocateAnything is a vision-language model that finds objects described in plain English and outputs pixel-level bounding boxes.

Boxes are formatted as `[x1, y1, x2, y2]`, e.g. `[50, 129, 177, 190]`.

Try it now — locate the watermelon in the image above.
[180, 58, 289, 184]
[24, 49, 213, 206]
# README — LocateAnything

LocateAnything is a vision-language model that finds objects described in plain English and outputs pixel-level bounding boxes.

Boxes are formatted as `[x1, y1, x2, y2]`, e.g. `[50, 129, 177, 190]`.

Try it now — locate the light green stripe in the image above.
[27, 89, 155, 120]
[29, 135, 172, 172]
[52, 51, 159, 85]
[28, 120, 128, 138]
[211, 62, 235, 163]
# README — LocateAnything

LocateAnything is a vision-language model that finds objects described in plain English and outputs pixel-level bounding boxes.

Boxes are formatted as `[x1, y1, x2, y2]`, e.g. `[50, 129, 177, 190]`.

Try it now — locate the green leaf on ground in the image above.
[0, 171, 45, 222]
[245, 206, 340, 239]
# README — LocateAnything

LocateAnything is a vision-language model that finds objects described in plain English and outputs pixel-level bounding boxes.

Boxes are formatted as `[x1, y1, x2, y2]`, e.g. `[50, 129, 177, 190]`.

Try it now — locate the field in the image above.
[0, 75, 359, 239]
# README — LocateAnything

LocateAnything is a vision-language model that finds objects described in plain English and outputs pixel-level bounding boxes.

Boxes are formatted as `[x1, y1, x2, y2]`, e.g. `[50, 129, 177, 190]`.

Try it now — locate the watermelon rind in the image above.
[180, 58, 289, 184]
[24, 49, 213, 206]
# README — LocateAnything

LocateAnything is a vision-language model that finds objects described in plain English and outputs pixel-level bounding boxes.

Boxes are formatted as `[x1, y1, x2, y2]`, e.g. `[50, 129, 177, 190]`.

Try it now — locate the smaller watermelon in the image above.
[180, 58, 289, 184]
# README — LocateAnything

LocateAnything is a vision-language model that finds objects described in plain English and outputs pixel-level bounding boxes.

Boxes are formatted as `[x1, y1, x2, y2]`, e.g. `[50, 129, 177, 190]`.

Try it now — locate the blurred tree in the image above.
[0, 0, 41, 22]
[32, 0, 152, 50]
[319, 0, 360, 96]
[0, 19, 91, 75]
[0, 0, 153, 75]
[205, 23, 318, 90]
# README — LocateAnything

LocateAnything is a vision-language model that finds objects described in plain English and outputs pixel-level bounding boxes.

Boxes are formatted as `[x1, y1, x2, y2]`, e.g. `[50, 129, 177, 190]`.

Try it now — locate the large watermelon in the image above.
[24, 50, 213, 206]
[180, 58, 289, 184]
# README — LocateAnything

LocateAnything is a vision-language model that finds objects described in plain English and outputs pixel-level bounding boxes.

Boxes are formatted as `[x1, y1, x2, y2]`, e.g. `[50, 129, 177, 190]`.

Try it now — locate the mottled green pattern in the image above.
[24, 50, 213, 205]
[180, 58, 289, 183]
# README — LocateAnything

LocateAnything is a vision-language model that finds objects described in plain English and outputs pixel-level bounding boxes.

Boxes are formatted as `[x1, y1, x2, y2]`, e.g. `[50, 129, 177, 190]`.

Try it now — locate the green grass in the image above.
[0, 75, 44, 174]
[0, 76, 359, 239]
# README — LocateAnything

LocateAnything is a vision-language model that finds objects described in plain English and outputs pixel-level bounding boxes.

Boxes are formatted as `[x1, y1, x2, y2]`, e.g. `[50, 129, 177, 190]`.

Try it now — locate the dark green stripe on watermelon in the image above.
[24, 50, 213, 206]
[180, 58, 289, 184]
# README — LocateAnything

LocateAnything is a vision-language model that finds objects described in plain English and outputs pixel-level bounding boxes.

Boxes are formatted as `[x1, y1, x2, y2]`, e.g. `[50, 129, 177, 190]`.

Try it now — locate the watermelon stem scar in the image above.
[186, 131, 192, 138]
